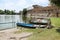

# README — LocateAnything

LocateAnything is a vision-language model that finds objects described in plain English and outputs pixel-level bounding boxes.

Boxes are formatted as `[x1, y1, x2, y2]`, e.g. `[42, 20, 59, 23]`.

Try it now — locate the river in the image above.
[0, 15, 23, 30]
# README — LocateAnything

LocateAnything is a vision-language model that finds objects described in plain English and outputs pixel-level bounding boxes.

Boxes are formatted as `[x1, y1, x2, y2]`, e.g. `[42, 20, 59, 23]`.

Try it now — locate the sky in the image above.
[0, 0, 50, 12]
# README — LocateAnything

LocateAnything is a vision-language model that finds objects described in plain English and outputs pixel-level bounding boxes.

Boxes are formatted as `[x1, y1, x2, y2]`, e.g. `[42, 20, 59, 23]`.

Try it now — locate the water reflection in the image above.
[0, 15, 23, 30]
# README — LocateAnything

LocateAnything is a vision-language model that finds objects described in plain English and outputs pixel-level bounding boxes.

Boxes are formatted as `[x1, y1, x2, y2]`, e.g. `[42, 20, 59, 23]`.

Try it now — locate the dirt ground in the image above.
[0, 28, 32, 40]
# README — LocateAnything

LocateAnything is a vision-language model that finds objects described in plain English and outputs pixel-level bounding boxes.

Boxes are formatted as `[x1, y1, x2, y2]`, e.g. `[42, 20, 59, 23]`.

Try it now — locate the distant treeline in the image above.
[0, 9, 20, 15]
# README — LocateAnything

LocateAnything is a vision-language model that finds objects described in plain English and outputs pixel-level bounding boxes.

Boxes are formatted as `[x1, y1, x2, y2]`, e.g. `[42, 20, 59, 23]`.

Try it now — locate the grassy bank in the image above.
[16, 17, 60, 40]
[27, 17, 60, 40]
[28, 29, 60, 40]
[50, 17, 60, 27]
[16, 28, 60, 40]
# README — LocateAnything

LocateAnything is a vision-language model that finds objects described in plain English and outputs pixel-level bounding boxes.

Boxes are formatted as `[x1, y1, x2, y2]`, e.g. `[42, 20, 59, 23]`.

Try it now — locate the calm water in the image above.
[0, 15, 23, 30]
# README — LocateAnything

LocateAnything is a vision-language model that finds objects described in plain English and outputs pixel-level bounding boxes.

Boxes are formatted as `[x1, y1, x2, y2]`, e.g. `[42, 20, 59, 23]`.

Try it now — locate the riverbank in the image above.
[15, 17, 60, 40]
[0, 17, 60, 40]
[0, 28, 33, 40]
[27, 18, 60, 40]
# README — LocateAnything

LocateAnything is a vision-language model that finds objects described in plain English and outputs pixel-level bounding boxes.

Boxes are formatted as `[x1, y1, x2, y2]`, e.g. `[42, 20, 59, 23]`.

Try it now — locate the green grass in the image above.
[15, 28, 60, 40]
[27, 17, 60, 40]
[15, 17, 60, 40]
[50, 17, 60, 27]
[28, 28, 60, 40]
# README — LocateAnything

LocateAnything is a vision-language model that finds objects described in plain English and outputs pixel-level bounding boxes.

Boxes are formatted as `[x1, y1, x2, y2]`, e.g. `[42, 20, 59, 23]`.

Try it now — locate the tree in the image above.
[0, 9, 16, 15]
[50, 0, 60, 17]
[50, 0, 60, 7]
[22, 8, 27, 23]
[0, 10, 4, 14]
[4, 10, 15, 15]
[4, 10, 10, 14]
[10, 10, 15, 15]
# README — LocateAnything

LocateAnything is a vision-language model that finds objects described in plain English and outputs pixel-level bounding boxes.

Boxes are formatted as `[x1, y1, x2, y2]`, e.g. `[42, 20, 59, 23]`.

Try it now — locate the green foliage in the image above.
[0, 9, 16, 15]
[23, 8, 27, 15]
[4, 10, 10, 14]
[0, 10, 4, 14]
[50, 0, 60, 7]
[22, 8, 27, 23]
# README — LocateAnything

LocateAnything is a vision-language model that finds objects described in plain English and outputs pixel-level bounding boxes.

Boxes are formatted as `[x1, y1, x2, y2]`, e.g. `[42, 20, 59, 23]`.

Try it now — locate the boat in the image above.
[16, 23, 36, 28]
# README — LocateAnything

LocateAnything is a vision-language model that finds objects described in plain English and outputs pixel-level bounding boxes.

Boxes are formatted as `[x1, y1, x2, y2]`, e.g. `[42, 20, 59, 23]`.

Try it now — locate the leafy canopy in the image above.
[50, 0, 60, 7]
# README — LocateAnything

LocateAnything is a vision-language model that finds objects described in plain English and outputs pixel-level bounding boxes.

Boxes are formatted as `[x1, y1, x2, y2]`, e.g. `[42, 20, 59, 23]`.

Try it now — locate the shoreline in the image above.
[0, 28, 18, 32]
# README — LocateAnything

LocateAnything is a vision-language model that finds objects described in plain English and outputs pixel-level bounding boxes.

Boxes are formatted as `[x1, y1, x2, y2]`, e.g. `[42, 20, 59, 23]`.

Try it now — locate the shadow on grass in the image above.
[47, 25, 54, 29]
[17, 26, 36, 29]
[56, 27, 60, 33]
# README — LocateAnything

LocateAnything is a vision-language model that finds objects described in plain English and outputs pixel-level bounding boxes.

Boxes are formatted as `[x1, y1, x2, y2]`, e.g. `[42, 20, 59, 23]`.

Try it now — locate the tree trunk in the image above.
[56, 12, 59, 17]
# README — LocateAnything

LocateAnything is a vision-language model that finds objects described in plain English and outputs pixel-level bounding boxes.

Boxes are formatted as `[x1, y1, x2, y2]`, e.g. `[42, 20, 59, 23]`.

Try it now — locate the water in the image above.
[0, 15, 23, 30]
